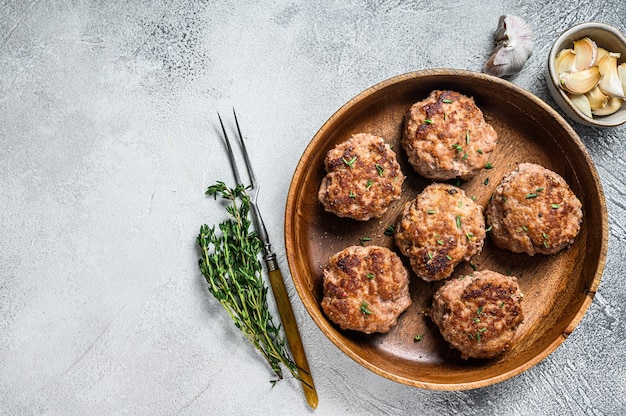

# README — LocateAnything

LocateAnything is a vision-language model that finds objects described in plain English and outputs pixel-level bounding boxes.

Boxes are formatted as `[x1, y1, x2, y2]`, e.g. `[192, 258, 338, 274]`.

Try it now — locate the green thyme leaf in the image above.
[360, 301, 372, 315]
[342, 156, 357, 168]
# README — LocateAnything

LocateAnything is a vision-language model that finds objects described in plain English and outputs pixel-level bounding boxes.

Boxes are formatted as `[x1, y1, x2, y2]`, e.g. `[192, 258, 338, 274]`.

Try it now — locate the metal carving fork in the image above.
[218, 110, 318, 409]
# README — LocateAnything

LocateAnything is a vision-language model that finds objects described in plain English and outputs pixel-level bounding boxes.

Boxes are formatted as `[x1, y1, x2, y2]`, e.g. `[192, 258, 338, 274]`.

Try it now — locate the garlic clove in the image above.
[555, 48, 577, 75]
[568, 93, 593, 118]
[484, 15, 533, 77]
[585, 86, 610, 110]
[597, 52, 625, 98]
[572, 37, 598, 71]
[591, 96, 623, 116]
[618, 62, 626, 96]
[595, 47, 610, 65]
[559, 66, 601, 94]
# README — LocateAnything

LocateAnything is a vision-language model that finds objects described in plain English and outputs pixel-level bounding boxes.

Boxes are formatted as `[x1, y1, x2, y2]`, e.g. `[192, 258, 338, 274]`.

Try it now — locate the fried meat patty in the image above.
[318, 133, 404, 221]
[485, 163, 583, 256]
[395, 183, 486, 282]
[402, 90, 498, 180]
[430, 270, 524, 359]
[321, 245, 411, 334]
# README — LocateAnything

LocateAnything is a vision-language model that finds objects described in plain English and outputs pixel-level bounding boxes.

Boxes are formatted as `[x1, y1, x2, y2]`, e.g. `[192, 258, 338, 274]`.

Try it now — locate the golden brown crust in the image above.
[402, 90, 497, 180]
[394, 183, 485, 282]
[486, 163, 583, 255]
[430, 270, 524, 359]
[321, 245, 411, 334]
[318, 133, 404, 221]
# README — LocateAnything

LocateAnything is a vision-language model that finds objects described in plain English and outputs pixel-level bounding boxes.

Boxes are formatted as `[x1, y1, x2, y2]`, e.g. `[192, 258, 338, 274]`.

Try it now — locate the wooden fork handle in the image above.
[266, 257, 318, 409]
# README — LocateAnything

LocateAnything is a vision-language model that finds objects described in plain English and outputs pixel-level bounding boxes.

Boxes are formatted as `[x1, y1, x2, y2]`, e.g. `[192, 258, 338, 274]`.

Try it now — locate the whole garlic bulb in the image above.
[484, 15, 534, 77]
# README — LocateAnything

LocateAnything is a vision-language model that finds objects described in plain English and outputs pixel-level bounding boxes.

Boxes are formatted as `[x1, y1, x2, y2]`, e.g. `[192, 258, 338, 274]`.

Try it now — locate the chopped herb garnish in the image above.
[455, 215, 462, 229]
[442, 99, 454, 103]
[477, 306, 483, 315]
[458, 201, 463, 208]
[544, 241, 550, 248]
[526, 193, 538, 199]
[427, 209, 436, 214]
[342, 156, 357, 168]
[469, 262, 477, 271]
[359, 236, 371, 246]
[384, 225, 395, 236]
[473, 317, 481, 323]
[452, 144, 463, 153]
[375, 164, 384, 176]
[536, 187, 545, 192]
[476, 332, 481, 342]
[522, 225, 528, 231]
[476, 148, 483, 154]
[414, 334, 424, 342]
[360, 301, 372, 315]
[551, 203, 560, 209]
[443, 113, 448, 120]
[499, 302, 505, 308]
[465, 131, 471, 144]
[446, 254, 453, 261]
[462, 152, 468, 160]
[366, 179, 373, 189]
[366, 273, 375, 280]
[485, 162, 494, 169]
[437, 239, 444, 245]
[543, 232, 549, 239]
[485, 225, 493, 232]
[466, 233, 474, 240]
[428, 251, 434, 259]
[424, 119, 434, 124]
[484, 178, 490, 185]
[471, 195, 477, 201]
[349, 190, 356, 198]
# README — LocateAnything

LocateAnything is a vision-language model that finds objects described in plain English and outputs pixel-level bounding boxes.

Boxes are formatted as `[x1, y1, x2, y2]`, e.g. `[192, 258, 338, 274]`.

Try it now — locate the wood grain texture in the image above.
[285, 69, 608, 390]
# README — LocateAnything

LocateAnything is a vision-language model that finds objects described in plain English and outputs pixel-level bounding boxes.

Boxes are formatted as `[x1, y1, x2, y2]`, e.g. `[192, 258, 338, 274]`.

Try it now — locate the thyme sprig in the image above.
[197, 181, 298, 383]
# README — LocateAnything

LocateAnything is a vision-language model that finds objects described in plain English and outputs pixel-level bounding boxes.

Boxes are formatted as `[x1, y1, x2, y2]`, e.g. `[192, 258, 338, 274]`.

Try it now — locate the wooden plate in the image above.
[284, 69, 608, 390]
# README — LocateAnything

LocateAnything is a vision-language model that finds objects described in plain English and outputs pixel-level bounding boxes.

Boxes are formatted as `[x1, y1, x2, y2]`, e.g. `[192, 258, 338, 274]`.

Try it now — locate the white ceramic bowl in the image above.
[547, 22, 626, 127]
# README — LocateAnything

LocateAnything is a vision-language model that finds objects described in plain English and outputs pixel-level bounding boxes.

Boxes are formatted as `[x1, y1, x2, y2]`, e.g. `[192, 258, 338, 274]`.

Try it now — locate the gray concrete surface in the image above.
[1, 1, 625, 415]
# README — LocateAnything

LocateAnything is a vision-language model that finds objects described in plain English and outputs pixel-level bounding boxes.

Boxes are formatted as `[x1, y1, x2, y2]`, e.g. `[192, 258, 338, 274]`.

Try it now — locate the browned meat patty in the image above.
[485, 163, 583, 255]
[430, 270, 524, 359]
[402, 90, 497, 181]
[321, 245, 411, 334]
[318, 133, 404, 221]
[395, 183, 486, 282]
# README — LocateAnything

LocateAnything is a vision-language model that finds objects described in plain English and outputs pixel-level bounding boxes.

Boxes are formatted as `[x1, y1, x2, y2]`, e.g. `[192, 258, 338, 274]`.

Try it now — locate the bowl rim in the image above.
[285, 68, 609, 390]
[547, 21, 626, 127]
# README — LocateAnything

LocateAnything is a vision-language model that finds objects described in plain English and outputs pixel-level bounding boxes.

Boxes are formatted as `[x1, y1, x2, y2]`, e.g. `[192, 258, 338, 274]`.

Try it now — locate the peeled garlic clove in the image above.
[555, 48, 577, 75]
[572, 37, 597, 71]
[568, 93, 593, 118]
[585, 86, 610, 110]
[618, 62, 626, 96]
[591, 96, 623, 116]
[597, 52, 625, 98]
[559, 66, 601, 94]
[484, 15, 533, 77]
[595, 47, 610, 65]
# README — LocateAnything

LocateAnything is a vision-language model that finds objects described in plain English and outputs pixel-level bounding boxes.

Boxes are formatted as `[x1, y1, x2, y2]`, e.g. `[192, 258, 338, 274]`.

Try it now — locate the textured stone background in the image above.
[1, 1, 625, 415]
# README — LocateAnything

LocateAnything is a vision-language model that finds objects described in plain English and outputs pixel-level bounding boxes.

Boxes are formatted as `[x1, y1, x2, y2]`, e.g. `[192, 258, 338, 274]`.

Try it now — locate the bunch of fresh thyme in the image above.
[197, 181, 298, 383]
